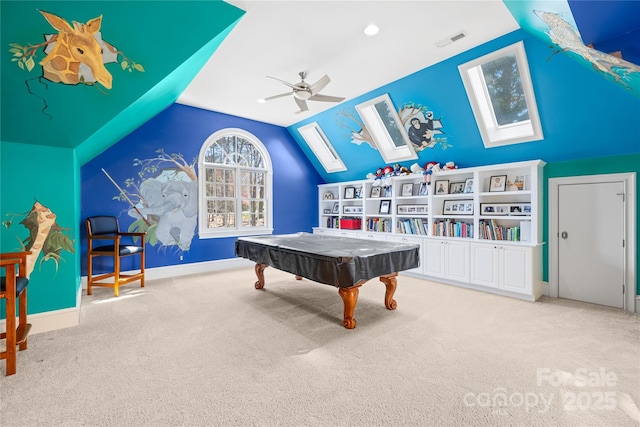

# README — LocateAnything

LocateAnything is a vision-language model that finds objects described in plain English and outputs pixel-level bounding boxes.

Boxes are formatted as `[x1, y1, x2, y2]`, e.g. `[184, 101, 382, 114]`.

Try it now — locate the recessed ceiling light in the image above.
[257, 98, 266, 103]
[364, 24, 379, 36]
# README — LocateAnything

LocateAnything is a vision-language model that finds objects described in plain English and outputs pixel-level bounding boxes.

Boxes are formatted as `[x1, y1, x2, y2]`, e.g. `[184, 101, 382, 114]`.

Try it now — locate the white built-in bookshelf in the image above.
[314, 159, 545, 301]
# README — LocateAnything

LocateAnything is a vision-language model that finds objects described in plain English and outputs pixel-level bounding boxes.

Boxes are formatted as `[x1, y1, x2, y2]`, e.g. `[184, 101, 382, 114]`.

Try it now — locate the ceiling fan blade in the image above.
[263, 92, 293, 101]
[310, 74, 330, 94]
[294, 97, 309, 112]
[308, 94, 345, 103]
[266, 76, 298, 90]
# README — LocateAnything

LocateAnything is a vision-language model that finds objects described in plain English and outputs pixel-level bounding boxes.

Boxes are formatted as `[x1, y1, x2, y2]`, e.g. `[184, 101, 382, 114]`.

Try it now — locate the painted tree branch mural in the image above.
[2, 201, 75, 276]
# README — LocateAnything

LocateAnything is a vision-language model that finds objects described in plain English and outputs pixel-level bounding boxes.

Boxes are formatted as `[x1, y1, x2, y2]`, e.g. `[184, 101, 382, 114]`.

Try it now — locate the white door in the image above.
[558, 181, 625, 308]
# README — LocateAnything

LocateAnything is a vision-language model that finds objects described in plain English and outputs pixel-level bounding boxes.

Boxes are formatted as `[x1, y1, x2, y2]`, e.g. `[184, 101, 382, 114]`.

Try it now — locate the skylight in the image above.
[458, 41, 543, 148]
[298, 122, 346, 173]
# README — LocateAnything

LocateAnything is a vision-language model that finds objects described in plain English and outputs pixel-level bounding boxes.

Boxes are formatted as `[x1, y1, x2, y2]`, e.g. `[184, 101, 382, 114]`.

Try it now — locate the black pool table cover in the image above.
[235, 232, 420, 288]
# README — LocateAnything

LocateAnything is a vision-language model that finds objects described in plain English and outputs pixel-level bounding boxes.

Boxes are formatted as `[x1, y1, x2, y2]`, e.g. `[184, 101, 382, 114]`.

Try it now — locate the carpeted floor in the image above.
[1, 267, 639, 426]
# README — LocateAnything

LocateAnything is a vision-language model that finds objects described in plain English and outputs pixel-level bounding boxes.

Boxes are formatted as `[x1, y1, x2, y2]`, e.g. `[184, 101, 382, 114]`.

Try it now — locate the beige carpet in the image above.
[1, 267, 639, 426]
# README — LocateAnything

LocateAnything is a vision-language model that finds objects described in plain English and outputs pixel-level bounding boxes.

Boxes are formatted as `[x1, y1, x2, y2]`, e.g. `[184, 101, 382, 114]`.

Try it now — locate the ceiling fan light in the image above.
[364, 24, 379, 36]
[294, 90, 312, 100]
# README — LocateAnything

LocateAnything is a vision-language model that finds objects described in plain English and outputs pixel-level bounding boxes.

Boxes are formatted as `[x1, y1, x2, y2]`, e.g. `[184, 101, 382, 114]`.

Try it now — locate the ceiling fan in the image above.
[264, 71, 345, 112]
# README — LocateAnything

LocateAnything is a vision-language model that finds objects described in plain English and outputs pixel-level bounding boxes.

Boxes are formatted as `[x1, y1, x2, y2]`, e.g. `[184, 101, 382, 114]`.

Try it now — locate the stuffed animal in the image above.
[410, 163, 424, 174]
[423, 161, 440, 183]
[442, 161, 458, 171]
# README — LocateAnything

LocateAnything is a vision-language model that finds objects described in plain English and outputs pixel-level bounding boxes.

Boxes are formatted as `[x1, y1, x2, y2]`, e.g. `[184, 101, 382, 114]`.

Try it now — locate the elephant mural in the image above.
[129, 178, 198, 250]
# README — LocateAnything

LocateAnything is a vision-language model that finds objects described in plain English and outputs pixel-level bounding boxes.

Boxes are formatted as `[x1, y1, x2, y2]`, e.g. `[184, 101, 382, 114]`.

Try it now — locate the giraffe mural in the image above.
[9, 10, 143, 90]
[39, 11, 113, 89]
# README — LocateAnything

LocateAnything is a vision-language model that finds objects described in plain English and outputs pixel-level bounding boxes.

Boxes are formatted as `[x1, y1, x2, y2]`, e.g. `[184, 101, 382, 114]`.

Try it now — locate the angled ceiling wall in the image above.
[1, 1, 243, 158]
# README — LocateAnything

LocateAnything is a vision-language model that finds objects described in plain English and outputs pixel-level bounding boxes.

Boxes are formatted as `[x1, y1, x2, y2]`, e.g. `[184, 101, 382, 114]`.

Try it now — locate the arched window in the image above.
[198, 129, 273, 238]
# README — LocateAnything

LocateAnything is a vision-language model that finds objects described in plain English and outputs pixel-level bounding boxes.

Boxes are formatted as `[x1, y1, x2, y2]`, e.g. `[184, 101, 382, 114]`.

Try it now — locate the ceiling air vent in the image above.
[435, 31, 467, 48]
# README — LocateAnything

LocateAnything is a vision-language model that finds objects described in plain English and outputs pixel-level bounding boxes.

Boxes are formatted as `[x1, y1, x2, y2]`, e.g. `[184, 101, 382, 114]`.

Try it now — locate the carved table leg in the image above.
[379, 273, 398, 310]
[254, 263, 268, 289]
[338, 285, 360, 329]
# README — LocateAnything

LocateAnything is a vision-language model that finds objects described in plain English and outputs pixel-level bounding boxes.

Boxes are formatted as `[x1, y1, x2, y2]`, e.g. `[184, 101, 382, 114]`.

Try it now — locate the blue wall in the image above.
[288, 30, 640, 183]
[81, 104, 323, 274]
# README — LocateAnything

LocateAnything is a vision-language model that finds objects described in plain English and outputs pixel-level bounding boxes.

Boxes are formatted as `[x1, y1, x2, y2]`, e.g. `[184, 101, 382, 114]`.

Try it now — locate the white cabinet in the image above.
[470, 242, 538, 299]
[425, 239, 469, 283]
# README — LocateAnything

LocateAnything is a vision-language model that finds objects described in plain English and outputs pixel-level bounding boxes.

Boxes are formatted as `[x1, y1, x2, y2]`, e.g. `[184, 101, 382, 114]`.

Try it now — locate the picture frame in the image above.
[509, 203, 530, 216]
[332, 202, 339, 214]
[370, 186, 381, 198]
[435, 180, 449, 195]
[494, 204, 509, 216]
[449, 182, 465, 194]
[418, 182, 428, 196]
[480, 203, 495, 215]
[384, 186, 392, 197]
[443, 199, 473, 215]
[355, 186, 363, 199]
[489, 175, 507, 192]
[513, 175, 526, 191]
[464, 178, 474, 193]
[397, 204, 428, 215]
[401, 183, 413, 197]
[344, 186, 356, 199]
[343, 206, 363, 214]
[379, 200, 391, 215]
[323, 208, 331, 214]
[323, 192, 334, 200]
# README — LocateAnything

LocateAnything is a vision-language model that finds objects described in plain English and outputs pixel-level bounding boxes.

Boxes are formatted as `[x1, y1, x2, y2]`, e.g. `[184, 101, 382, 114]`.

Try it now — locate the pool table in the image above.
[235, 233, 420, 329]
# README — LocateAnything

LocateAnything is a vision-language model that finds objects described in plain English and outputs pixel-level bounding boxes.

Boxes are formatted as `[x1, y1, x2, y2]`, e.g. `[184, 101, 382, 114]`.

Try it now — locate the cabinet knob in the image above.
[561, 231, 568, 239]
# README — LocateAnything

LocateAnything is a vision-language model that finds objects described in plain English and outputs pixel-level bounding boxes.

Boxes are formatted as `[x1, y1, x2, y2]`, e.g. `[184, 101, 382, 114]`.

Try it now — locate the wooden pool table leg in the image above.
[338, 285, 361, 329]
[379, 273, 398, 310]
[254, 263, 268, 289]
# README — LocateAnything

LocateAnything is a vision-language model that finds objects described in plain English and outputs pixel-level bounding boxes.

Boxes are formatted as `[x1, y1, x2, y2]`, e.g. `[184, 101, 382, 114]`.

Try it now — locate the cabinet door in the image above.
[500, 246, 531, 293]
[424, 239, 445, 278]
[470, 243, 499, 288]
[444, 241, 470, 283]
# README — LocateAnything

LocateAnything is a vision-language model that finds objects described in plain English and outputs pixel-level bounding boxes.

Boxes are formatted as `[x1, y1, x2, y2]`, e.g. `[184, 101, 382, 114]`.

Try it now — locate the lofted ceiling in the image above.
[2, 1, 637, 158]
[178, 0, 520, 127]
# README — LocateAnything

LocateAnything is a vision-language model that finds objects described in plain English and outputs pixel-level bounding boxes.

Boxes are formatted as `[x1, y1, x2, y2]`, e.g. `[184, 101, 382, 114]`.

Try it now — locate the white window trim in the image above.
[458, 41, 544, 148]
[355, 93, 417, 163]
[298, 122, 346, 173]
[198, 128, 273, 239]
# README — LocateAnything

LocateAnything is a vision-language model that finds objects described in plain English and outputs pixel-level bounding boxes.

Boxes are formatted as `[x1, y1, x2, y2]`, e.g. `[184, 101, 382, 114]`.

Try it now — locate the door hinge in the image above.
[623, 239, 625, 248]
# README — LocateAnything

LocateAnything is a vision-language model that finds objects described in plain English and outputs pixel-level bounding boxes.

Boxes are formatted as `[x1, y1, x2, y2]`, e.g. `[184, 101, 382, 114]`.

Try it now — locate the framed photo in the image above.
[509, 204, 529, 216]
[332, 202, 339, 214]
[449, 182, 465, 194]
[323, 208, 331, 214]
[344, 206, 363, 214]
[401, 183, 413, 197]
[494, 204, 509, 216]
[323, 192, 334, 200]
[384, 185, 393, 197]
[370, 186, 381, 198]
[379, 200, 391, 215]
[480, 203, 495, 215]
[418, 182, 428, 196]
[523, 204, 532, 215]
[435, 180, 449, 195]
[443, 199, 473, 215]
[355, 186, 363, 199]
[489, 175, 507, 192]
[464, 178, 474, 193]
[397, 204, 428, 215]
[344, 186, 356, 199]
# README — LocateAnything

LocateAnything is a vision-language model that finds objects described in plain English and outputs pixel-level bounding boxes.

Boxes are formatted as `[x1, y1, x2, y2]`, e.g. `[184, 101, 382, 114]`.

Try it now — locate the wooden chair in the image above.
[86, 216, 146, 297]
[1, 251, 32, 376]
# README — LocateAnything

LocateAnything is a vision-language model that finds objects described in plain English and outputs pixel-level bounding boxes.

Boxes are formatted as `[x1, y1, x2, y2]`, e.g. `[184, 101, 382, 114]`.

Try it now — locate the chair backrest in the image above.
[86, 216, 119, 236]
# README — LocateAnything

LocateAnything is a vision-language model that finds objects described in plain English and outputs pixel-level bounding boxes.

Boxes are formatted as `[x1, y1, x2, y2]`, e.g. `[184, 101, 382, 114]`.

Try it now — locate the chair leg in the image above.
[4, 273, 17, 376]
[87, 255, 93, 296]
[18, 289, 28, 351]
[114, 253, 120, 297]
[140, 252, 145, 288]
